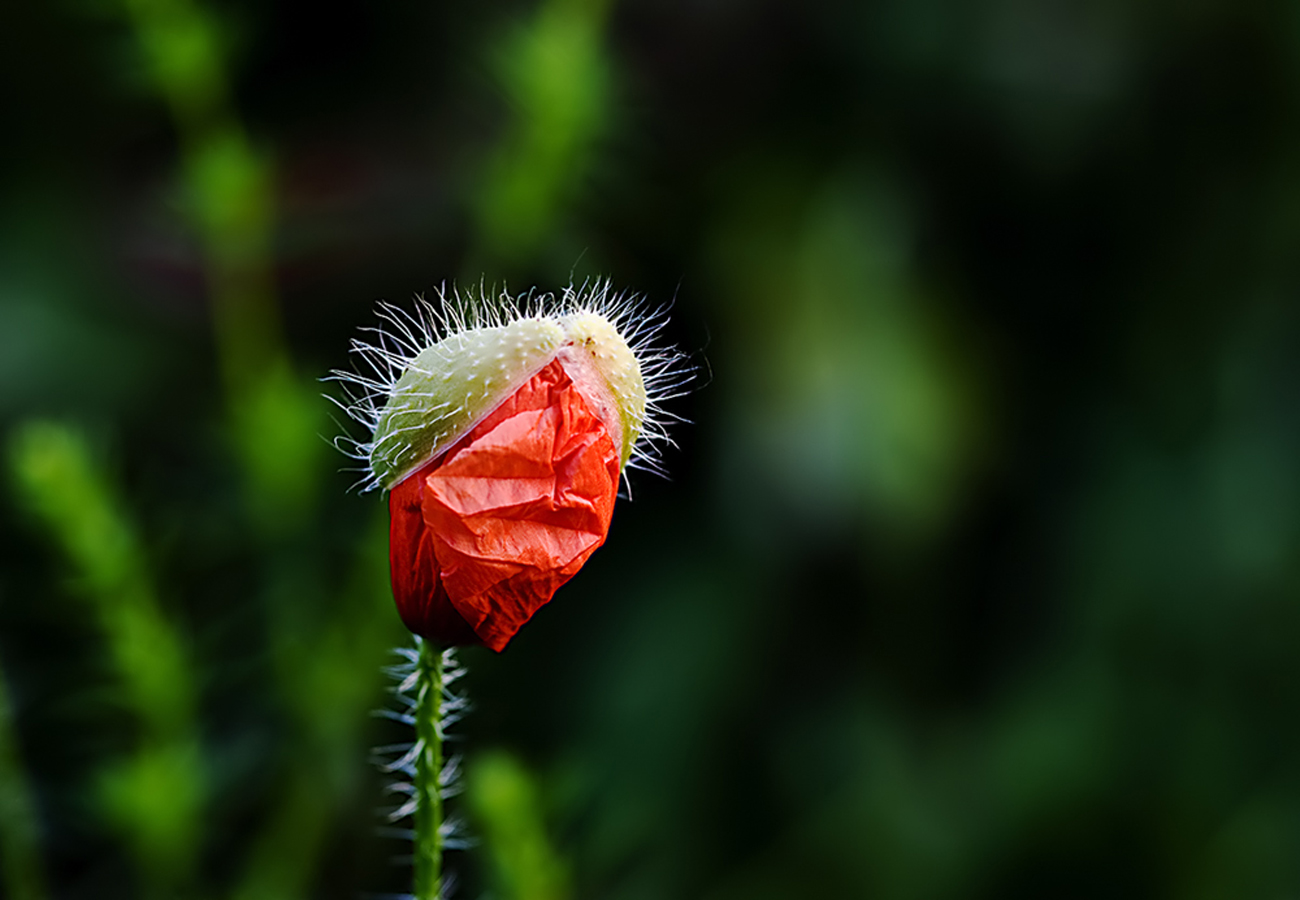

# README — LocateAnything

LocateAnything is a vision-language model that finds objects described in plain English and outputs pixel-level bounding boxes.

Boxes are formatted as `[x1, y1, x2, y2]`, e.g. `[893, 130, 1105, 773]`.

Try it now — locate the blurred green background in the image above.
[3, 0, 1300, 898]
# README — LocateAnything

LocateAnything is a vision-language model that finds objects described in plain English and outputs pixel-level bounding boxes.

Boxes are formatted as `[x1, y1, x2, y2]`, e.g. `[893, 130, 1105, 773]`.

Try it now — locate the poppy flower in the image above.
[332, 281, 687, 651]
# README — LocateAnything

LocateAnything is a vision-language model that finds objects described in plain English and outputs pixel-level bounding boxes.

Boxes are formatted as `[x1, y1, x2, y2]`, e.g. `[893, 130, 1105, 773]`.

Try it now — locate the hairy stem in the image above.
[414, 639, 444, 900]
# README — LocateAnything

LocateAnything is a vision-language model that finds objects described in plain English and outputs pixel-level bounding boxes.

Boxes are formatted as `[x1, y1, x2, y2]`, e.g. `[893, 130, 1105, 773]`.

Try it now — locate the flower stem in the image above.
[414, 638, 444, 900]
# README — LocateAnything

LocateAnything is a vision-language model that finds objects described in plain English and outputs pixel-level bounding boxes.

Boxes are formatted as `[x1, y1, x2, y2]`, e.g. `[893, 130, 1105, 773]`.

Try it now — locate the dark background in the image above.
[3, 0, 1300, 898]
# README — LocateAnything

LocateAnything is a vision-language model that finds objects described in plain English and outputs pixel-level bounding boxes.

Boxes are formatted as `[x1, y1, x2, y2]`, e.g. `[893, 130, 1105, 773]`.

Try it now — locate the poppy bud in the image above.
[333, 282, 686, 651]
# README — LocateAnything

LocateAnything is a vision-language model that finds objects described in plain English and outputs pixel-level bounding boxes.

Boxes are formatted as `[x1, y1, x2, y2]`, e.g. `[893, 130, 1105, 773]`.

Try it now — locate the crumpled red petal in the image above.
[388, 359, 620, 651]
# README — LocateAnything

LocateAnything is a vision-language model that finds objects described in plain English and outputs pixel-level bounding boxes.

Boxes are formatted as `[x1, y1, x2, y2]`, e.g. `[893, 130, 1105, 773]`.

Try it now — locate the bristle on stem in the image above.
[372, 640, 468, 899]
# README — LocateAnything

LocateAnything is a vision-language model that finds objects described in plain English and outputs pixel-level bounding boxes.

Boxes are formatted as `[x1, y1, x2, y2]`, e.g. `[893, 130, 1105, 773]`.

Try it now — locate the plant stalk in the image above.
[414, 638, 444, 900]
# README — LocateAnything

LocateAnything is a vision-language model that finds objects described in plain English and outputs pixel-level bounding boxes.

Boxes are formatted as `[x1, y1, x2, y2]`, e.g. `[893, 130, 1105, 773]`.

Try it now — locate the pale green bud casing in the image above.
[329, 281, 689, 493]
[371, 317, 565, 489]
[371, 311, 647, 490]
[557, 310, 647, 469]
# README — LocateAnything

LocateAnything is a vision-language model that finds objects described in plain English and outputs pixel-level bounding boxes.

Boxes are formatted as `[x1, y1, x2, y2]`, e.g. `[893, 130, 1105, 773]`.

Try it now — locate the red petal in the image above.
[387, 359, 620, 652]
[388, 462, 481, 646]
[423, 359, 620, 651]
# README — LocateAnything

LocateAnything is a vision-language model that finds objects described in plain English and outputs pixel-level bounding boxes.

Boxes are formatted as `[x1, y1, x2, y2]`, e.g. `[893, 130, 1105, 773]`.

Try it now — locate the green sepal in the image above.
[371, 317, 566, 489]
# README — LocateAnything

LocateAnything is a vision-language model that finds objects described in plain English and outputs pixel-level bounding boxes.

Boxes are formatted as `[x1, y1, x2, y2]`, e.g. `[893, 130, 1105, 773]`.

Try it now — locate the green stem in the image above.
[414, 639, 444, 900]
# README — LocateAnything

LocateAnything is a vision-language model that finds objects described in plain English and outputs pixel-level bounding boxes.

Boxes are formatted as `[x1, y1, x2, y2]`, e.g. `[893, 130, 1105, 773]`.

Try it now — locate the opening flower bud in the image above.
[332, 282, 686, 651]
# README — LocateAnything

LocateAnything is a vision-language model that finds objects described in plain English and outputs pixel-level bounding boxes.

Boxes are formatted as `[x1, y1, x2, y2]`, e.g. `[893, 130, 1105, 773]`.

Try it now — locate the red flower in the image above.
[329, 283, 689, 648]
[388, 359, 620, 651]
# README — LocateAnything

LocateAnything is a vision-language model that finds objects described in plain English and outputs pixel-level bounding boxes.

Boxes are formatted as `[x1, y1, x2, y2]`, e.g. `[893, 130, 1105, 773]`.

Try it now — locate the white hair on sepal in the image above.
[326, 279, 695, 494]
[556, 278, 697, 495]
[326, 283, 503, 492]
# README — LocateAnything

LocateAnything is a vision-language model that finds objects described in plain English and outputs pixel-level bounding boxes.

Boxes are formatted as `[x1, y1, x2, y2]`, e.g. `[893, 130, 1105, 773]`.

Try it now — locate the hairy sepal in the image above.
[372, 313, 645, 490]
[559, 311, 646, 471]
